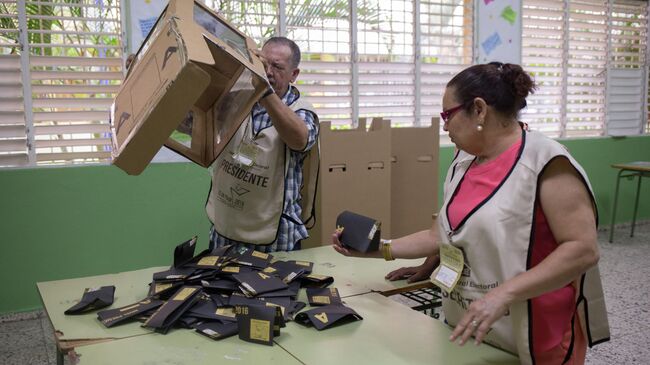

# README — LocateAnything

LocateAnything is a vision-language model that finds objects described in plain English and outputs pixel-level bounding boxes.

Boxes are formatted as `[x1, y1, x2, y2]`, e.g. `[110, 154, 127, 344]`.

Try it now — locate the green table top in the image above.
[611, 161, 650, 172]
[37, 266, 164, 341]
[37, 246, 425, 342]
[275, 292, 518, 365]
[273, 245, 427, 297]
[73, 292, 517, 365]
[74, 331, 302, 365]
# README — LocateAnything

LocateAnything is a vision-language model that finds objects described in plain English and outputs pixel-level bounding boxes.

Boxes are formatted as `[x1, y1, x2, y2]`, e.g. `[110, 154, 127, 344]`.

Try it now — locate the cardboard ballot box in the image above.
[110, 0, 267, 175]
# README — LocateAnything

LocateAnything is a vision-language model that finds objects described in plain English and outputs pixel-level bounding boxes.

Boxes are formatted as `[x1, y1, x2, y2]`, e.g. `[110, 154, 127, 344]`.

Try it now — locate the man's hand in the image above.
[251, 49, 272, 92]
[125, 54, 135, 70]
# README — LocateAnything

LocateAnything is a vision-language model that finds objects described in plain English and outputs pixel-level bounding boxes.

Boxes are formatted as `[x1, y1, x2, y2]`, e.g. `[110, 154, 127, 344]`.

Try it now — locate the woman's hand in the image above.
[331, 230, 378, 258]
[385, 255, 439, 283]
[449, 286, 514, 346]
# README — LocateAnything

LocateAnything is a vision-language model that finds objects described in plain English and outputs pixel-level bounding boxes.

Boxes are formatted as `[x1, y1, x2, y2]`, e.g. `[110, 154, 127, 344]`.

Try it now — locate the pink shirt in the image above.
[448, 139, 577, 358]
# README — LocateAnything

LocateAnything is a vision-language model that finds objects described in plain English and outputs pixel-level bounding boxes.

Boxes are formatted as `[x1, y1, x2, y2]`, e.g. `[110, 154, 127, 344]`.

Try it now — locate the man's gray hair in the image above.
[263, 36, 301, 69]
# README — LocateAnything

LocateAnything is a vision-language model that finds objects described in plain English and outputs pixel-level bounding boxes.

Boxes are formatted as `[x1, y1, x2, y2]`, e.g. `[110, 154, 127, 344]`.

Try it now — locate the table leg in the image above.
[57, 348, 64, 365]
[609, 169, 624, 243]
[630, 173, 643, 237]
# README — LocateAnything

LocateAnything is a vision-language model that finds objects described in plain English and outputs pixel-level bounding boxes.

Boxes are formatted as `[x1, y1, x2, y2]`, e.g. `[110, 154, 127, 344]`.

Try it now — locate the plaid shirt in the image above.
[209, 85, 318, 252]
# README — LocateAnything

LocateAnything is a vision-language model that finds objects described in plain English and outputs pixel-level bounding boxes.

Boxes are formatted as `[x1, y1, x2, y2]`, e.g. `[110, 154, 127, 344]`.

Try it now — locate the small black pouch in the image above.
[263, 261, 308, 283]
[152, 267, 196, 282]
[288, 260, 314, 274]
[231, 247, 273, 268]
[233, 271, 288, 297]
[286, 301, 307, 321]
[186, 293, 237, 322]
[188, 245, 234, 269]
[147, 280, 183, 299]
[295, 304, 363, 330]
[306, 287, 342, 306]
[299, 273, 334, 288]
[218, 264, 256, 276]
[236, 305, 278, 346]
[201, 278, 239, 293]
[65, 286, 115, 314]
[335, 210, 381, 253]
[258, 281, 301, 299]
[142, 286, 202, 334]
[195, 320, 239, 340]
[97, 298, 163, 328]
[173, 236, 198, 268]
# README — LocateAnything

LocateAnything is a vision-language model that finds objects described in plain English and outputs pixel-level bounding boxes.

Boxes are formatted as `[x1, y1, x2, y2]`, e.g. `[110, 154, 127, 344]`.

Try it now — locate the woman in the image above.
[333, 63, 609, 364]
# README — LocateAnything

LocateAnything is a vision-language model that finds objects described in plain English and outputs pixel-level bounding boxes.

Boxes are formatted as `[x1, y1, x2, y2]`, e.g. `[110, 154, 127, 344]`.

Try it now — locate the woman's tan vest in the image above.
[205, 97, 318, 245]
[437, 130, 610, 364]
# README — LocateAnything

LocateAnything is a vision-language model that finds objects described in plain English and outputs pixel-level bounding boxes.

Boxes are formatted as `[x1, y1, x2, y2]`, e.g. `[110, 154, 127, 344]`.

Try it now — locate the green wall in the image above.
[0, 163, 213, 314]
[1, 135, 649, 314]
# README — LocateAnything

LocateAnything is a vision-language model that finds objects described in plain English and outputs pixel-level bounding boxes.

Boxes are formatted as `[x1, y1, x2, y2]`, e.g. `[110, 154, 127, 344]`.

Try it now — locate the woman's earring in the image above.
[476, 124, 484, 132]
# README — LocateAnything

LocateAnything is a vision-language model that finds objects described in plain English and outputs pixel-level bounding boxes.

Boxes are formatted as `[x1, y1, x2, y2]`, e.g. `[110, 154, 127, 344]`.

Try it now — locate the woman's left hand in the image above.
[449, 287, 514, 346]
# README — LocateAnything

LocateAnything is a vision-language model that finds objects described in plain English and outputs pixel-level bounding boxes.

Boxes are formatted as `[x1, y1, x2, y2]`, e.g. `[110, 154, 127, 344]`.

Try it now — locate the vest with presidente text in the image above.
[438, 130, 610, 364]
[206, 97, 318, 245]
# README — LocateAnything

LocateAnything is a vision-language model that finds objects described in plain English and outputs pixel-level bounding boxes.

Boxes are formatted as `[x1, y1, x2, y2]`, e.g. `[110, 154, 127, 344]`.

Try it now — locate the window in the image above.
[0, 0, 123, 168]
[521, 0, 649, 137]
[213, 0, 473, 128]
[1, 0, 646, 169]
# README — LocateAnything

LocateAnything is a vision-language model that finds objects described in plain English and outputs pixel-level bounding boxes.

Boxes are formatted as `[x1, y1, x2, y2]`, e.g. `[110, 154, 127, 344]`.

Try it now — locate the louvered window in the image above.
[0, 0, 123, 168]
[521, 0, 649, 137]
[212, 0, 473, 128]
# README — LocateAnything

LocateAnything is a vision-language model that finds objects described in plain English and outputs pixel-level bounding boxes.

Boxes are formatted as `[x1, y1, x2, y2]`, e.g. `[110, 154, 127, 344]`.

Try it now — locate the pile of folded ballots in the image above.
[64, 236, 363, 346]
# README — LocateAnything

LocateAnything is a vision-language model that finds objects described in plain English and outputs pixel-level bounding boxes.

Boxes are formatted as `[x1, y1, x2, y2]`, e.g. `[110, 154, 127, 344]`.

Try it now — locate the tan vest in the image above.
[206, 97, 318, 245]
[438, 130, 610, 364]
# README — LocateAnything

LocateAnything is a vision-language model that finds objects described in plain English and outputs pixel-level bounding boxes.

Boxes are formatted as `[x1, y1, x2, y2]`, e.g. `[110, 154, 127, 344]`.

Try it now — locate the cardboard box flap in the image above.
[111, 0, 267, 175]
[164, 34, 266, 168]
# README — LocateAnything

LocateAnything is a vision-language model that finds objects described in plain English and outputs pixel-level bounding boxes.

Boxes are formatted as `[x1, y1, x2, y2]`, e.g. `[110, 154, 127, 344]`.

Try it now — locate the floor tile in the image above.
[0, 319, 46, 352]
[0, 344, 51, 365]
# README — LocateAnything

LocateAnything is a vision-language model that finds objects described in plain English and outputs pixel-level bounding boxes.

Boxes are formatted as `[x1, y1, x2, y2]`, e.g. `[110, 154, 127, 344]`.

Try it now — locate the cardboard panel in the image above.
[304, 118, 391, 247]
[390, 119, 440, 237]
[303, 118, 440, 248]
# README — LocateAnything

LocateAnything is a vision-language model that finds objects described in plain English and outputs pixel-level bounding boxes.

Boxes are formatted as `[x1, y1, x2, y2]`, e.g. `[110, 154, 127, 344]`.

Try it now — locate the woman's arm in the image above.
[451, 157, 600, 346]
[332, 220, 441, 259]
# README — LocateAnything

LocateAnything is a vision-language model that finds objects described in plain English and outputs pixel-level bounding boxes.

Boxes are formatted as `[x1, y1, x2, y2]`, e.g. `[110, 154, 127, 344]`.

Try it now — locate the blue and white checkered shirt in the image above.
[209, 85, 318, 252]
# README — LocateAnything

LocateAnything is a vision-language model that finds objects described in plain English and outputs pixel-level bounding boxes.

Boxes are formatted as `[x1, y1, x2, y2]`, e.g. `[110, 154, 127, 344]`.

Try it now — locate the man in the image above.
[205, 36, 319, 253]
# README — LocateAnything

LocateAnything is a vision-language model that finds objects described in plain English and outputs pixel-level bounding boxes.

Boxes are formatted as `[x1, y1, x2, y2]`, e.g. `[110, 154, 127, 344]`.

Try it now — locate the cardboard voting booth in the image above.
[303, 118, 440, 248]
[110, 0, 267, 175]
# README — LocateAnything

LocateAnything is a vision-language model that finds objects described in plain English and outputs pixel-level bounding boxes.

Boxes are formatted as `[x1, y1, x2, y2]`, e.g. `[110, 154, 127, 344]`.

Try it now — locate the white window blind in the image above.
[522, 0, 649, 138]
[215, 0, 472, 128]
[420, 0, 473, 131]
[521, 0, 567, 137]
[566, 0, 607, 137]
[357, 0, 415, 126]
[0, 0, 123, 168]
[286, 0, 353, 126]
[0, 1, 24, 166]
[606, 0, 648, 135]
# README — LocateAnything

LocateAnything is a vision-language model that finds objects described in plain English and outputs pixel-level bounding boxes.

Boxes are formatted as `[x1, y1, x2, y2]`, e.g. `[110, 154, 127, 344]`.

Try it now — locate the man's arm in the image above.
[259, 95, 310, 151]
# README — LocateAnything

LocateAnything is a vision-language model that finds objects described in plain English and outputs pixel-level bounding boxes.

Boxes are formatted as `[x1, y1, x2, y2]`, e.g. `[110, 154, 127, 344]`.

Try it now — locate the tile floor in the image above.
[1, 222, 649, 365]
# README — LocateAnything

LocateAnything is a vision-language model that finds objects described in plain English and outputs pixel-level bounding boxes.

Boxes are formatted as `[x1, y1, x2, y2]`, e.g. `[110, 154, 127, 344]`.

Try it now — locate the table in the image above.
[608, 161, 650, 242]
[37, 247, 518, 364]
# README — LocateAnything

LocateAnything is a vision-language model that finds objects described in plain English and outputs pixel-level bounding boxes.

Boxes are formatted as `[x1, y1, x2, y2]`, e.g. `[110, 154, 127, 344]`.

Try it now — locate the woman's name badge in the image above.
[431, 243, 464, 293]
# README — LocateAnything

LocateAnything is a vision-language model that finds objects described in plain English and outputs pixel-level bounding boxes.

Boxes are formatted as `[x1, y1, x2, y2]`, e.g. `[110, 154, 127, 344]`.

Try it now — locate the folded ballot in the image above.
[295, 304, 362, 330]
[335, 210, 381, 253]
[65, 286, 115, 314]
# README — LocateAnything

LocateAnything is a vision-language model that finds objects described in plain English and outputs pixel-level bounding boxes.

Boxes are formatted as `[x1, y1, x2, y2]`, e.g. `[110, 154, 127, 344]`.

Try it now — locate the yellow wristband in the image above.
[380, 239, 394, 261]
